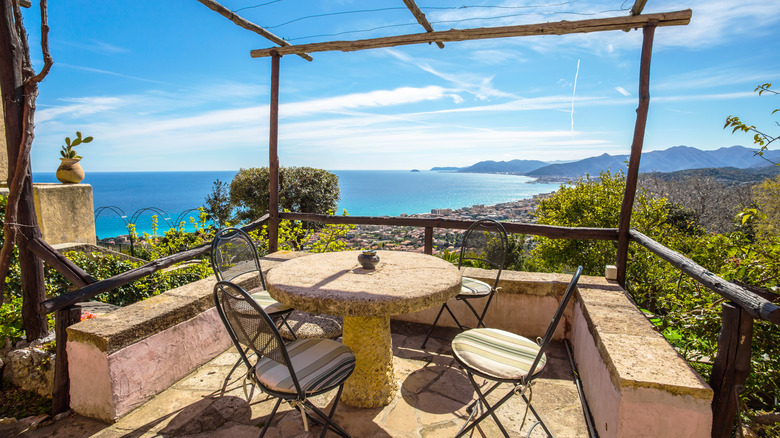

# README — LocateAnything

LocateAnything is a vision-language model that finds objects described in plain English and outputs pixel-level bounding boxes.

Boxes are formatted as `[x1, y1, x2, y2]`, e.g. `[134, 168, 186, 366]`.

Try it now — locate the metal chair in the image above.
[210, 227, 296, 339]
[450, 266, 583, 438]
[213, 281, 356, 438]
[421, 219, 509, 348]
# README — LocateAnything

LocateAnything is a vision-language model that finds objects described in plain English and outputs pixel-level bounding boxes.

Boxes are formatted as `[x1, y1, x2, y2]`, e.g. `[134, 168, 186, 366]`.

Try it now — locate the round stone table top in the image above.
[266, 250, 461, 317]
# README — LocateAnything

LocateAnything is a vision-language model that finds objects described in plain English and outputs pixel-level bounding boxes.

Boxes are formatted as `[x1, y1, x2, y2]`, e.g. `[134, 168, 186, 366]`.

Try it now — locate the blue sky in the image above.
[21, 0, 780, 172]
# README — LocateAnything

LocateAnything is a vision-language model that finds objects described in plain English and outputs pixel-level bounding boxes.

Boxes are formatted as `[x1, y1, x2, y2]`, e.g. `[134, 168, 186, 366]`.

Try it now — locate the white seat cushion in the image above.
[452, 328, 546, 381]
[459, 277, 492, 297]
[248, 287, 291, 315]
[254, 338, 355, 394]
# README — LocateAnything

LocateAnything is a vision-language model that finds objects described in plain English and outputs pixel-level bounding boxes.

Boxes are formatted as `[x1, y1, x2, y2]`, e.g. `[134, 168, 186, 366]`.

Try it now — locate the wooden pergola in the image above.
[201, 0, 690, 285]
[5, 1, 779, 434]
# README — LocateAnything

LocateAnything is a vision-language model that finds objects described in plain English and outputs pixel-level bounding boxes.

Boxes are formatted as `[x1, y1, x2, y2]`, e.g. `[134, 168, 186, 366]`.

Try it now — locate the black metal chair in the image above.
[450, 266, 583, 438]
[213, 280, 356, 438]
[210, 227, 296, 339]
[421, 219, 509, 348]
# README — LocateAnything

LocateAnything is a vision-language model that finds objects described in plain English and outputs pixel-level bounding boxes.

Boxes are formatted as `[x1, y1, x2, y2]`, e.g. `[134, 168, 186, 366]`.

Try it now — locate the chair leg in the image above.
[305, 384, 351, 438]
[259, 398, 283, 438]
[522, 392, 553, 437]
[421, 304, 447, 348]
[456, 371, 520, 438]
[278, 312, 298, 340]
[462, 298, 487, 328]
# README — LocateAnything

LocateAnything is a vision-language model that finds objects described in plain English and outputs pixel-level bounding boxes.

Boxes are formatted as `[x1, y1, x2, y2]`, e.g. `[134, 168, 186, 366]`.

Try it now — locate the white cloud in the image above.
[385, 49, 515, 100]
[615, 86, 631, 96]
[281, 86, 453, 116]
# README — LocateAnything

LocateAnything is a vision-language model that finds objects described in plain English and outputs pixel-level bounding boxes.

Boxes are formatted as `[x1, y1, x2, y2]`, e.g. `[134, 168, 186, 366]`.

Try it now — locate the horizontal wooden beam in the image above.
[194, 0, 312, 62]
[251, 9, 691, 58]
[40, 214, 270, 315]
[280, 212, 619, 241]
[630, 229, 780, 325]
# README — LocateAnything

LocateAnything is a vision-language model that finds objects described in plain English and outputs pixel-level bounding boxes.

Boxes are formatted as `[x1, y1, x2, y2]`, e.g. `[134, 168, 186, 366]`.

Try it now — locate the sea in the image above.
[32, 170, 561, 240]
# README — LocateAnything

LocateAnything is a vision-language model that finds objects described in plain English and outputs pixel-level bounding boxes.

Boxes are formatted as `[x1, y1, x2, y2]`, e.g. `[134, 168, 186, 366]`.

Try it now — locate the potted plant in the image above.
[56, 131, 93, 184]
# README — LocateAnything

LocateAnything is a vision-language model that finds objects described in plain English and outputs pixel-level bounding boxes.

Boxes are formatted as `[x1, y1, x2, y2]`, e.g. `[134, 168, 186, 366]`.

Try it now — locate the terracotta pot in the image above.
[56, 158, 85, 184]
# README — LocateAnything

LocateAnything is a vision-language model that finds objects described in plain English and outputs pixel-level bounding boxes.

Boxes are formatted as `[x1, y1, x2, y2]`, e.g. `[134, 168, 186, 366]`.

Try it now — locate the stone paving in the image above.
[18, 321, 588, 438]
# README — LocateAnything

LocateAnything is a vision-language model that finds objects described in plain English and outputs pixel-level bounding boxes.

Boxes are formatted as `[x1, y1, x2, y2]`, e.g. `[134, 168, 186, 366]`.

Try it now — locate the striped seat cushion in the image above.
[452, 328, 546, 381]
[248, 287, 291, 315]
[459, 277, 492, 297]
[254, 338, 356, 395]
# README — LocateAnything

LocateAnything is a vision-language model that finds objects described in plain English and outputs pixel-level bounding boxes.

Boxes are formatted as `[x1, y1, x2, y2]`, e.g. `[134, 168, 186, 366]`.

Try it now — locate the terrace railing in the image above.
[37, 212, 780, 437]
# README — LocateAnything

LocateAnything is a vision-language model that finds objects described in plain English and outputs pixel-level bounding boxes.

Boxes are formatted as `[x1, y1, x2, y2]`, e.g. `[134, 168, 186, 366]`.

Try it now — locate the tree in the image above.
[724, 83, 778, 164]
[640, 173, 752, 234]
[752, 174, 780, 238]
[529, 171, 668, 276]
[203, 179, 232, 227]
[229, 167, 340, 223]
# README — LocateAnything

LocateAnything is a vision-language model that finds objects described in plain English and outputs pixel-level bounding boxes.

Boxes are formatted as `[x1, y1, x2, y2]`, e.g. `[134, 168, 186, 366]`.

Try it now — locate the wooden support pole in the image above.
[268, 52, 280, 254]
[251, 10, 690, 58]
[710, 303, 753, 438]
[424, 227, 433, 255]
[52, 305, 81, 415]
[616, 22, 656, 286]
[401, 0, 444, 48]
[0, 0, 47, 338]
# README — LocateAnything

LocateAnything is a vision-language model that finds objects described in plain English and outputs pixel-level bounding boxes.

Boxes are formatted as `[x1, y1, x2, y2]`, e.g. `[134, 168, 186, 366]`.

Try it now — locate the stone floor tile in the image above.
[23, 323, 587, 438]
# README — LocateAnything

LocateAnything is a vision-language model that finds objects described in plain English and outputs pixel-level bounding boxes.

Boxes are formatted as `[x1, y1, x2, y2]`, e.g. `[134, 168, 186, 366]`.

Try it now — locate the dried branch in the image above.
[0, 0, 51, 296]
[29, 0, 51, 83]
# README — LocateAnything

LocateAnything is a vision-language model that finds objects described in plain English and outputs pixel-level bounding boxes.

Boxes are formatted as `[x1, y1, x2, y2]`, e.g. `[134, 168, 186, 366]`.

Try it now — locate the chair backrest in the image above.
[459, 219, 509, 289]
[210, 227, 266, 289]
[213, 280, 303, 394]
[525, 266, 583, 382]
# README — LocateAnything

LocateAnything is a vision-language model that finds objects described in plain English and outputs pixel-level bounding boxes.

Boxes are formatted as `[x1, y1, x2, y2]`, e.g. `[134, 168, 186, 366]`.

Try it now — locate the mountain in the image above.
[430, 166, 463, 171]
[526, 145, 780, 178]
[644, 165, 780, 186]
[457, 159, 549, 174]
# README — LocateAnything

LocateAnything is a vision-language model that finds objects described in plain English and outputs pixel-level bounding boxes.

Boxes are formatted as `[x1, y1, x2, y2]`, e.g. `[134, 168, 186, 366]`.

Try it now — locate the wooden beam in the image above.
[616, 22, 656, 286]
[710, 303, 753, 437]
[401, 0, 444, 49]
[630, 229, 780, 325]
[52, 305, 81, 415]
[40, 215, 270, 314]
[251, 10, 691, 57]
[26, 236, 96, 287]
[631, 0, 649, 16]
[279, 212, 620, 241]
[194, 0, 312, 62]
[268, 53, 280, 253]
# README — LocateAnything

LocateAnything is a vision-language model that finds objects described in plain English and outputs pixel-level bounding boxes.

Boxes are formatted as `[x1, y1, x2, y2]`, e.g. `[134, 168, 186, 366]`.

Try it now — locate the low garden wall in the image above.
[66, 252, 713, 436]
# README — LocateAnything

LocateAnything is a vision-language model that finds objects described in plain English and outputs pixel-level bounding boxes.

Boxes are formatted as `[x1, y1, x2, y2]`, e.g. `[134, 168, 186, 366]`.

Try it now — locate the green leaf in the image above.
[83, 136, 93, 143]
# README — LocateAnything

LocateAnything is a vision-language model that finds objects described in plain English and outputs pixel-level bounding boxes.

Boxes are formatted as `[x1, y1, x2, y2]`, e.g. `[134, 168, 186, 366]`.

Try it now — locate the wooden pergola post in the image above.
[0, 0, 48, 338]
[616, 22, 657, 286]
[268, 51, 280, 253]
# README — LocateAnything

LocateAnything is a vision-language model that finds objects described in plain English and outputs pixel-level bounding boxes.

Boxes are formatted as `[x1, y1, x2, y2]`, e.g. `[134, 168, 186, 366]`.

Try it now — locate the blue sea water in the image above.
[33, 170, 560, 239]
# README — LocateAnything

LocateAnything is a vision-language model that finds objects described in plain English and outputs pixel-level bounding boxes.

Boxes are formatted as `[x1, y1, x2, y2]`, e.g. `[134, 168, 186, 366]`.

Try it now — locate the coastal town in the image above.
[343, 193, 551, 254]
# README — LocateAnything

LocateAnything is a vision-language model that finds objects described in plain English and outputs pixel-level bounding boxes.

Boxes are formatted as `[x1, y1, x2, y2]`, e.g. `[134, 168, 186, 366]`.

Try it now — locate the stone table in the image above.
[266, 250, 461, 408]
